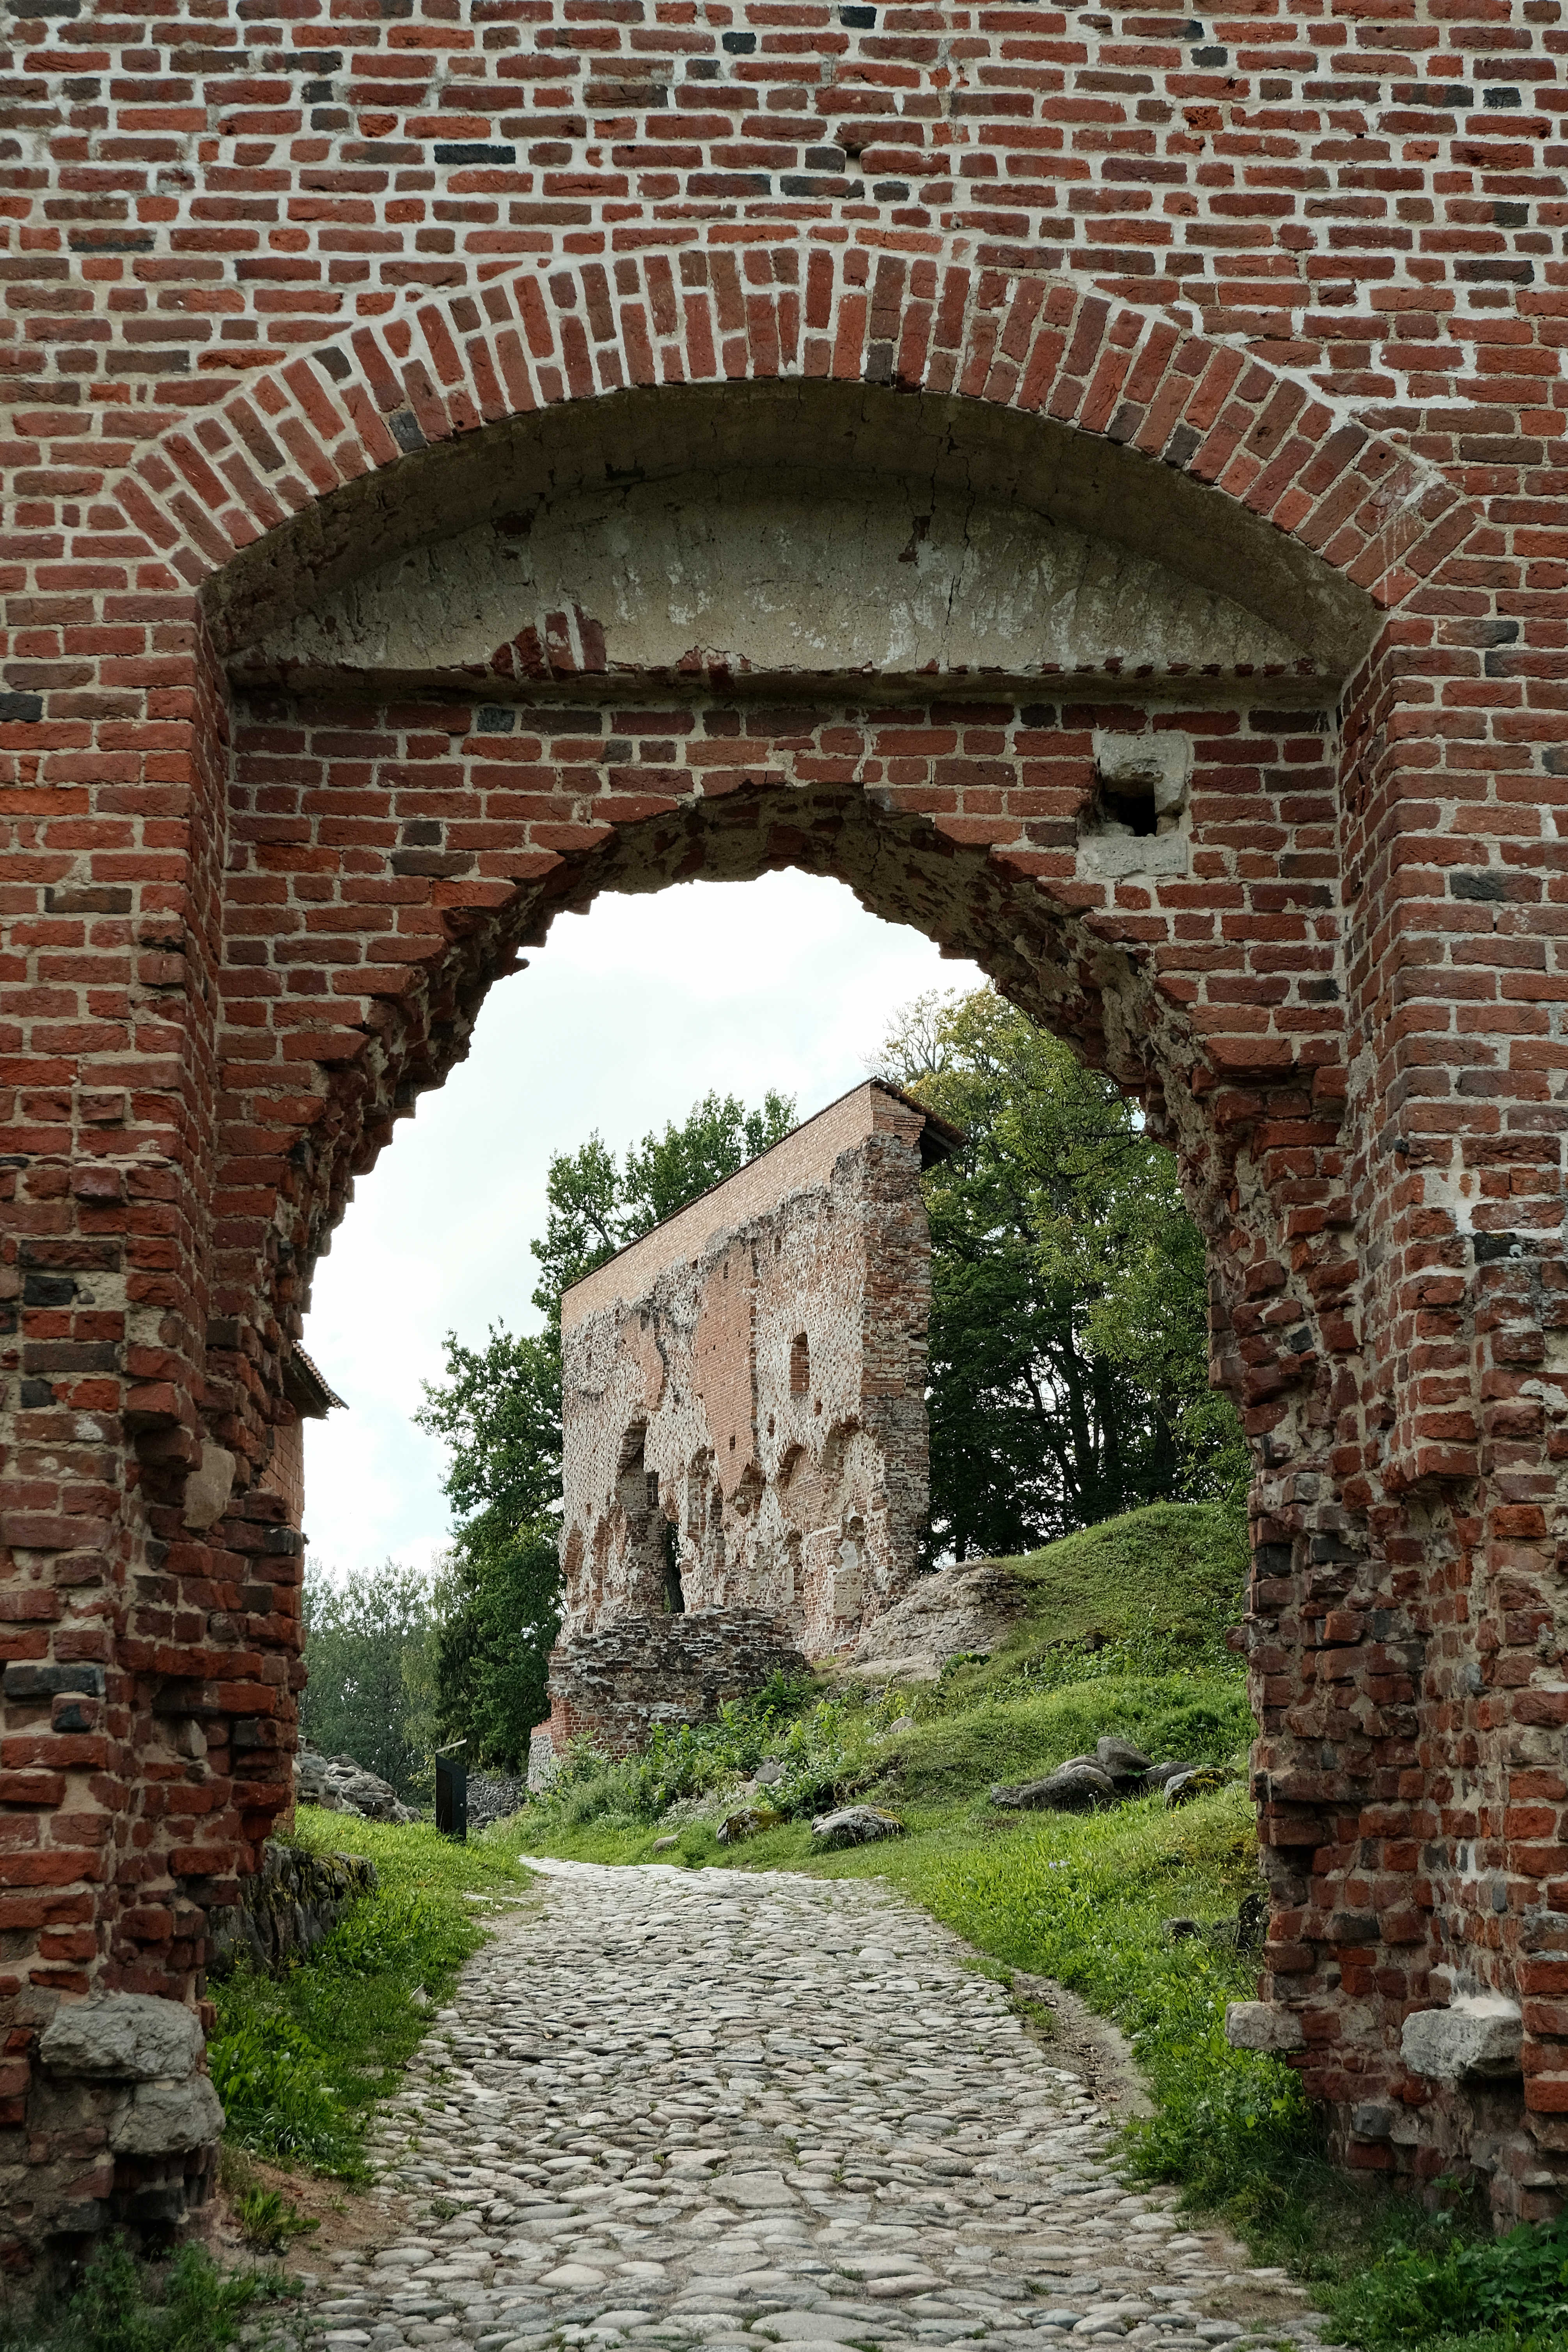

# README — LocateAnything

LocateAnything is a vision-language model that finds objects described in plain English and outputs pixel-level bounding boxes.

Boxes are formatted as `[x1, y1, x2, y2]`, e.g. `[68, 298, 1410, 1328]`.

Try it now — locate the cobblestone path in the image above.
[297, 1859, 1342, 2352]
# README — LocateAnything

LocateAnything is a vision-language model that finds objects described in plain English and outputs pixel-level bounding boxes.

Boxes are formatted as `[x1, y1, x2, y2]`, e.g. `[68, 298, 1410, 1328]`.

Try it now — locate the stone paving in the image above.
[284, 1858, 1345, 2352]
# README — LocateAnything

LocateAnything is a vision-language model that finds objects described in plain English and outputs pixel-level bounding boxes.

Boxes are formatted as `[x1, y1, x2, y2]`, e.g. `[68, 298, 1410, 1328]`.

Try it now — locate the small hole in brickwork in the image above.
[1093, 776, 1158, 837]
[791, 1333, 810, 1394]
[663, 1521, 685, 1616]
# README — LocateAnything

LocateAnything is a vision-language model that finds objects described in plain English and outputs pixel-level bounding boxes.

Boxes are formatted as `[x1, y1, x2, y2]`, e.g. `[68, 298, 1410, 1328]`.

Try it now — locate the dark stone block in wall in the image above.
[205, 1840, 377, 1979]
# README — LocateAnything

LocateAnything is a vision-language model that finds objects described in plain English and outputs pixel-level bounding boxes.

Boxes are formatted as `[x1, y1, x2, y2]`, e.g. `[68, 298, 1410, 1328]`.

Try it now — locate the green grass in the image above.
[0, 2239, 296, 2352]
[208, 1808, 534, 2177]
[920, 1500, 1248, 1696]
[878, 1671, 1254, 1806]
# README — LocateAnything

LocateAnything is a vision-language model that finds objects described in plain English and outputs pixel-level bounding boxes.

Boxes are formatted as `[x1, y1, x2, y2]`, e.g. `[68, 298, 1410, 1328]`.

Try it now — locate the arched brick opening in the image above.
[6, 231, 1557, 2253]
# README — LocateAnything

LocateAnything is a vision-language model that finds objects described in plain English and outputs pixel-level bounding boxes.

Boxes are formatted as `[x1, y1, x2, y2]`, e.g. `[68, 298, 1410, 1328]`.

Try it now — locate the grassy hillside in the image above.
[978, 1499, 1249, 1648]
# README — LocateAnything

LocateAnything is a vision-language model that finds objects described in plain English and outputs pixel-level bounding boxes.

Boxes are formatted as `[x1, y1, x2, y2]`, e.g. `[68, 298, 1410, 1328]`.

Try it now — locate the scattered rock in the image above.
[845, 1558, 1038, 1683]
[1165, 1897, 1266, 1953]
[810, 1805, 904, 1848]
[986, 1741, 1233, 1820]
[989, 1762, 1117, 1812]
[716, 1807, 783, 1845]
[294, 1741, 415, 1823]
[754, 1758, 785, 1786]
[1216, 1893, 1268, 1951]
[1163, 1766, 1230, 1809]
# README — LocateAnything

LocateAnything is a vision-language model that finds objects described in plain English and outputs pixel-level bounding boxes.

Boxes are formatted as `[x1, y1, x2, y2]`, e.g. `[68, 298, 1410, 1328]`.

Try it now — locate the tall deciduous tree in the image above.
[875, 987, 1247, 1561]
[300, 1559, 433, 1797]
[413, 1089, 796, 1768]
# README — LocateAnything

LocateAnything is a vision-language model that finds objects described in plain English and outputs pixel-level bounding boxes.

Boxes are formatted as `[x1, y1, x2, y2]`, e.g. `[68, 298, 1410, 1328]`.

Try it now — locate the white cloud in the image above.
[302, 869, 979, 1581]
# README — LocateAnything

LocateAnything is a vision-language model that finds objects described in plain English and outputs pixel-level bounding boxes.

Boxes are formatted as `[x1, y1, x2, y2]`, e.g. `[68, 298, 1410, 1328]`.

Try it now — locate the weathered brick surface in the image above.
[1, 0, 1565, 2253]
[552, 1082, 946, 1756]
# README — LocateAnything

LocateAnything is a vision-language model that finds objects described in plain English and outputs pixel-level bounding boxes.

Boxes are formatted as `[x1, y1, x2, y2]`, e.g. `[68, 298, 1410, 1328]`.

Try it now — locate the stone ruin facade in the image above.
[4, 0, 1568, 2258]
[532, 1084, 957, 1778]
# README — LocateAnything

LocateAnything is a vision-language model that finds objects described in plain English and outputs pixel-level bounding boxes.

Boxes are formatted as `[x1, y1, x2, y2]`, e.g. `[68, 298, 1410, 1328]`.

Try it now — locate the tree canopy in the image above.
[410, 1087, 797, 1767]
[875, 986, 1247, 1561]
[299, 1559, 434, 1797]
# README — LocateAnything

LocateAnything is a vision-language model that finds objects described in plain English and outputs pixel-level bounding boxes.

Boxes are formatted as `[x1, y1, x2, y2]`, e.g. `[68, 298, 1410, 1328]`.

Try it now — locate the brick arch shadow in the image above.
[12, 236, 1533, 2252]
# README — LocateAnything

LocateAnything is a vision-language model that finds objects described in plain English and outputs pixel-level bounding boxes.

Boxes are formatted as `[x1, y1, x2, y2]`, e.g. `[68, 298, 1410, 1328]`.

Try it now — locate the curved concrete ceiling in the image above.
[215, 380, 1378, 700]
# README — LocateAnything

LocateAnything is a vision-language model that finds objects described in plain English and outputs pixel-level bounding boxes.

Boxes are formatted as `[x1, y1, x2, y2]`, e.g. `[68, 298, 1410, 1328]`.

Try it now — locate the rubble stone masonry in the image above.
[1, 0, 1566, 2254]
[541, 1082, 950, 1764]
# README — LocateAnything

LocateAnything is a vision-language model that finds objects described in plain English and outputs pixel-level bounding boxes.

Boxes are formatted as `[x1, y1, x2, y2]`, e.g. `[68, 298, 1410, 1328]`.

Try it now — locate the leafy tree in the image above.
[532, 1088, 797, 1310]
[413, 1087, 796, 1768]
[300, 1559, 433, 1796]
[423, 1522, 564, 1773]
[876, 986, 1247, 1561]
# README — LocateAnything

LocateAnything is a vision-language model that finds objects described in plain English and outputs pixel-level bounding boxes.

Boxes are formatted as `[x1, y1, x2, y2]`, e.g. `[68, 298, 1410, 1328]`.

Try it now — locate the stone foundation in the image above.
[205, 1841, 377, 1981]
[532, 1611, 810, 1781]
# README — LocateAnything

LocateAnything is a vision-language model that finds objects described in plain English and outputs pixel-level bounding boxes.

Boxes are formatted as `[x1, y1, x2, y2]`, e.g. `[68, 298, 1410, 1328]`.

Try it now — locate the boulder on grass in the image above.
[294, 1740, 414, 1823]
[1142, 1760, 1199, 1791]
[811, 1806, 904, 1849]
[717, 1807, 782, 1846]
[988, 1762, 1117, 1812]
[1096, 1736, 1154, 1782]
[1162, 1766, 1229, 1809]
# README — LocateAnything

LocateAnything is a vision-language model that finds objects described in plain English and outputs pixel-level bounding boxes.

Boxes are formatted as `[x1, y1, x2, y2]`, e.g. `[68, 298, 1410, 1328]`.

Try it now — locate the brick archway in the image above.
[121, 240, 1469, 618]
[4, 216, 1556, 2255]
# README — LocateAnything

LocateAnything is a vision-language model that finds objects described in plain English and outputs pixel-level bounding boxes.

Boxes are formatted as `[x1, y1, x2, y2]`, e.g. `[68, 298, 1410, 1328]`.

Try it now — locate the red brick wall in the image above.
[2, 0, 1564, 2252]
[557, 1088, 938, 1666]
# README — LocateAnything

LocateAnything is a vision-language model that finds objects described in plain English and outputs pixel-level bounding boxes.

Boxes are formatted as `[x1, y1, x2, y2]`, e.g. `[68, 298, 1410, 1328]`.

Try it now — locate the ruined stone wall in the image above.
[542, 1611, 811, 1765]
[3, 0, 1566, 2257]
[557, 1082, 938, 1671]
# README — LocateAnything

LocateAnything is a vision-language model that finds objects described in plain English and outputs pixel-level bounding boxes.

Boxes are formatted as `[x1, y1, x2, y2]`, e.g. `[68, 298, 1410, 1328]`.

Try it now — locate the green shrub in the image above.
[0, 2238, 293, 2352]
[235, 2186, 319, 2254]
[208, 2011, 361, 2173]
[524, 1674, 846, 1832]
[1334, 2212, 1568, 2348]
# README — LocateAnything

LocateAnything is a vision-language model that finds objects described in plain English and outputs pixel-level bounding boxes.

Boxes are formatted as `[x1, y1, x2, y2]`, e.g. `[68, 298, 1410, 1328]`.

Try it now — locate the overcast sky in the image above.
[302, 870, 982, 1583]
